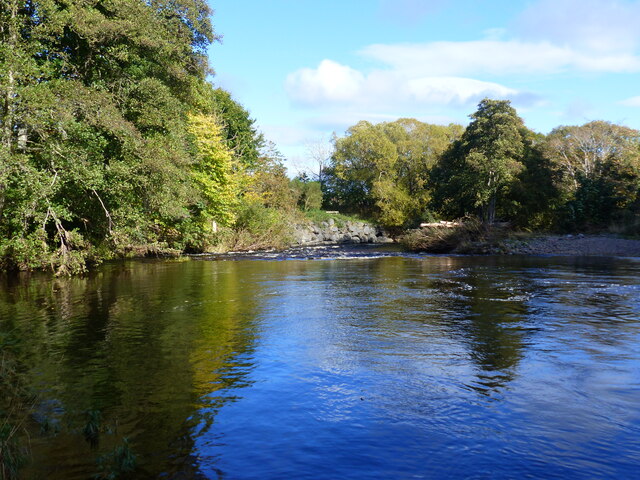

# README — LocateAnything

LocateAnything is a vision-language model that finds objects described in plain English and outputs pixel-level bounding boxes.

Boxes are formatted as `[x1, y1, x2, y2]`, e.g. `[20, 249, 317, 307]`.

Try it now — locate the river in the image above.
[1, 247, 639, 479]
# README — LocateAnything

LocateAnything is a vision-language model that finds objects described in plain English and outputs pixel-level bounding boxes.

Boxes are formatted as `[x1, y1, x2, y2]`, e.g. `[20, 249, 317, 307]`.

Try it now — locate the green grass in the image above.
[302, 209, 370, 227]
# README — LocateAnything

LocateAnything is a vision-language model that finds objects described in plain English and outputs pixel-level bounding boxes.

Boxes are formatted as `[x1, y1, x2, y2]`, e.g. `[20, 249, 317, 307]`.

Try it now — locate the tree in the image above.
[187, 113, 240, 228]
[210, 88, 264, 169]
[431, 99, 527, 223]
[543, 121, 640, 230]
[303, 137, 333, 192]
[327, 119, 460, 228]
[291, 177, 323, 211]
[244, 141, 297, 210]
[0, 0, 226, 272]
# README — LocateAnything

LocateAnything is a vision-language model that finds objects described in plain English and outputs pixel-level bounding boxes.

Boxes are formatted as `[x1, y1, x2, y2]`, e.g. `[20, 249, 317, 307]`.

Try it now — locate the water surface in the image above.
[1, 250, 639, 479]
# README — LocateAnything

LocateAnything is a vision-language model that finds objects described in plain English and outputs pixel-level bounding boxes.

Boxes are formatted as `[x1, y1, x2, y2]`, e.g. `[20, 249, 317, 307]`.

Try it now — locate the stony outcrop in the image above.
[292, 219, 393, 245]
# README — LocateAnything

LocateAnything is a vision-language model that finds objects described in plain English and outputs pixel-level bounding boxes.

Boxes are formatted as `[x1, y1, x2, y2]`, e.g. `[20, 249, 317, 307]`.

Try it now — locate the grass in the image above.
[301, 209, 370, 227]
[95, 438, 137, 480]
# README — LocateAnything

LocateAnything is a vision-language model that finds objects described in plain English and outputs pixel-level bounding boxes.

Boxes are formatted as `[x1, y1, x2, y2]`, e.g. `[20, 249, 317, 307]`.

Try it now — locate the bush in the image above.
[216, 201, 294, 251]
[401, 217, 511, 253]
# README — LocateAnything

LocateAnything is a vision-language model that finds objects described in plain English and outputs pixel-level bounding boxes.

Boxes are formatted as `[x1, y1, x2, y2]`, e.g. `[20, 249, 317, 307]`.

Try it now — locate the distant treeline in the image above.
[323, 99, 640, 234]
[0, 0, 321, 274]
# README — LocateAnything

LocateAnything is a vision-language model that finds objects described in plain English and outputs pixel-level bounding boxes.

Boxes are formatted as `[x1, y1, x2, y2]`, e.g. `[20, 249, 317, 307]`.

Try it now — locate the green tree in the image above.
[327, 119, 460, 228]
[0, 0, 227, 272]
[431, 99, 527, 223]
[244, 141, 297, 210]
[543, 121, 640, 230]
[210, 88, 264, 169]
[291, 177, 323, 211]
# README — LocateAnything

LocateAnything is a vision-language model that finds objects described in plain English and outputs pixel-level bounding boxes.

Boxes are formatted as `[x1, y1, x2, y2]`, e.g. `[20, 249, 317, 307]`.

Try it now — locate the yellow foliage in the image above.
[187, 114, 242, 227]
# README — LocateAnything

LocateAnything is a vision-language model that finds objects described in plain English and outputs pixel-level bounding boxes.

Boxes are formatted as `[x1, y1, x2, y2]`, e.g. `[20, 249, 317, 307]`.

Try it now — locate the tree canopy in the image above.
[0, 0, 280, 273]
[325, 118, 462, 228]
[430, 99, 528, 223]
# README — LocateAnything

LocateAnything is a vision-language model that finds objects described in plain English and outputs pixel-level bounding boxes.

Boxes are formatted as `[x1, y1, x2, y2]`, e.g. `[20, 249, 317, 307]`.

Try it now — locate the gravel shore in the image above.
[509, 234, 640, 257]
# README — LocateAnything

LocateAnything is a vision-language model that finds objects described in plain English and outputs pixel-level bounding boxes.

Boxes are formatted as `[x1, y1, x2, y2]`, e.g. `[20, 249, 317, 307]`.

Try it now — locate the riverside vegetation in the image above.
[1, 2, 640, 272]
[0, 0, 329, 275]
[322, 100, 640, 252]
[2, 4, 640, 477]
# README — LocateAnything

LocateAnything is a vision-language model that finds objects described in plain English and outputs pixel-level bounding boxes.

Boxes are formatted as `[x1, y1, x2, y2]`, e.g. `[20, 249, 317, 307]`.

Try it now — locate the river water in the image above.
[1, 247, 639, 479]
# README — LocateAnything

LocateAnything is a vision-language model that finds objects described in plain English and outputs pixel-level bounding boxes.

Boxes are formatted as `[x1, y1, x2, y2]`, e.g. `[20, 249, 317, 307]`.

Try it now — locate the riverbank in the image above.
[402, 222, 640, 257]
[502, 234, 640, 257]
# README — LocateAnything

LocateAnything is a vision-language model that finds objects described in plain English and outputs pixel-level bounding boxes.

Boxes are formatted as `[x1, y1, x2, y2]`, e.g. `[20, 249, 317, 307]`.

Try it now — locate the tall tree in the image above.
[431, 99, 527, 223]
[0, 0, 227, 272]
[210, 88, 264, 169]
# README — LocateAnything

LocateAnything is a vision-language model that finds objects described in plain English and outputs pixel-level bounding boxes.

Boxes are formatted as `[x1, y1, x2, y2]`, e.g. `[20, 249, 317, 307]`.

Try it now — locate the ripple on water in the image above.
[2, 253, 640, 479]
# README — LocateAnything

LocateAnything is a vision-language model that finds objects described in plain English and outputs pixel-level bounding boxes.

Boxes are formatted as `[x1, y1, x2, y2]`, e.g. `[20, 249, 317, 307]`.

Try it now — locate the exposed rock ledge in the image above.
[293, 219, 393, 246]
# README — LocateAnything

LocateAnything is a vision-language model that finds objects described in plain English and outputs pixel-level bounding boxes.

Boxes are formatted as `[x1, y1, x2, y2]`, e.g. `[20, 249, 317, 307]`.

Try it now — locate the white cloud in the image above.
[285, 60, 364, 106]
[620, 96, 640, 107]
[514, 0, 640, 53]
[361, 41, 640, 76]
[407, 77, 521, 105]
[285, 60, 539, 111]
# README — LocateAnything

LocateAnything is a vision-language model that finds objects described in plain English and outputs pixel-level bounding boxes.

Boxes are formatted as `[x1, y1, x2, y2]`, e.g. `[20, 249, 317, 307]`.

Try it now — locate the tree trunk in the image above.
[0, 1, 19, 220]
[488, 195, 496, 224]
[481, 196, 497, 224]
[1, 0, 18, 150]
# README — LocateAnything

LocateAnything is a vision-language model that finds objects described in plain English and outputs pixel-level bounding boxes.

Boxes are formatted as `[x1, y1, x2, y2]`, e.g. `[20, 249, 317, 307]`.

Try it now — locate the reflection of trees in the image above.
[307, 257, 529, 394]
[415, 257, 528, 391]
[0, 259, 263, 479]
[456, 266, 527, 391]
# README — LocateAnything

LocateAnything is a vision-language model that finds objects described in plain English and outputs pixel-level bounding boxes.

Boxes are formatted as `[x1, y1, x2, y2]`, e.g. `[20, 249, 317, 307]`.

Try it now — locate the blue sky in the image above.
[208, 0, 640, 174]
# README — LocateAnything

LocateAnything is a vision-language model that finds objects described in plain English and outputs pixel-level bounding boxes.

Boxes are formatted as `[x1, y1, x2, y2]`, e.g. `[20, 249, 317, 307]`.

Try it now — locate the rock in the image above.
[292, 220, 391, 246]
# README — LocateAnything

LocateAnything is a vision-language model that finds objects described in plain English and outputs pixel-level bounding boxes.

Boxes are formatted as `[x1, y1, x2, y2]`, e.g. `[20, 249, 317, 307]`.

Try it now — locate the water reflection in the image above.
[1, 260, 264, 479]
[1, 254, 639, 479]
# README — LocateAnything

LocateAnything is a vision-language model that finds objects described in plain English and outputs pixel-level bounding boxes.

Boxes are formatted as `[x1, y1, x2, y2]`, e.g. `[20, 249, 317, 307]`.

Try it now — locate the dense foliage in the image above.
[0, 0, 306, 273]
[324, 118, 463, 229]
[2, 0, 639, 275]
[327, 100, 640, 233]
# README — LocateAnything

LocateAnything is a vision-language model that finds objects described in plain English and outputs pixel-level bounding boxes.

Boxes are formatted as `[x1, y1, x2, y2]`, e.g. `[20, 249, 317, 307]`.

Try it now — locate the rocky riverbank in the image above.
[504, 234, 640, 256]
[403, 221, 640, 257]
[292, 219, 393, 246]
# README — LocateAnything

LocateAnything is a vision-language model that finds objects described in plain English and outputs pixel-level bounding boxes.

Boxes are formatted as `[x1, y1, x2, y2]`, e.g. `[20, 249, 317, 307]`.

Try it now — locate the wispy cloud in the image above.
[620, 96, 640, 107]
[513, 0, 640, 53]
[361, 41, 640, 76]
[286, 59, 540, 110]
[281, 0, 640, 146]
